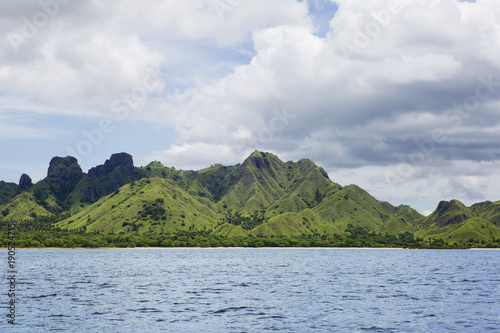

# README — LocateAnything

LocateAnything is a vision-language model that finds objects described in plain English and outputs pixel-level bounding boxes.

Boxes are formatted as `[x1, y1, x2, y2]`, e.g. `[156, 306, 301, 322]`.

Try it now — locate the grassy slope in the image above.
[216, 151, 288, 213]
[175, 164, 238, 207]
[28, 181, 64, 213]
[470, 201, 500, 227]
[137, 161, 193, 181]
[211, 224, 249, 237]
[268, 159, 341, 216]
[413, 199, 500, 243]
[3, 151, 500, 244]
[1, 192, 51, 221]
[0, 181, 17, 205]
[421, 200, 474, 228]
[57, 178, 219, 234]
[418, 217, 500, 244]
[250, 209, 340, 237]
[313, 185, 408, 233]
[379, 205, 424, 234]
[443, 217, 500, 243]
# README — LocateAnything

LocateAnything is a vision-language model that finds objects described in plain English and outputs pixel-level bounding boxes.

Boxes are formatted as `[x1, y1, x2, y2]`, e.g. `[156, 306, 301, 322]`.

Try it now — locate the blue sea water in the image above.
[2, 248, 499, 332]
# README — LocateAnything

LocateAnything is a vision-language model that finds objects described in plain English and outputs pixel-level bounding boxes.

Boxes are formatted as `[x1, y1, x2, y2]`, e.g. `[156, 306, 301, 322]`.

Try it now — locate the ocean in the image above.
[4, 248, 500, 332]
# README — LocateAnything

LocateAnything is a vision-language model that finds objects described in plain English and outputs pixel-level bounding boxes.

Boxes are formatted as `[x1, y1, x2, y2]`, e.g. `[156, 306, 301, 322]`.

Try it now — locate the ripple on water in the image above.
[15, 248, 500, 332]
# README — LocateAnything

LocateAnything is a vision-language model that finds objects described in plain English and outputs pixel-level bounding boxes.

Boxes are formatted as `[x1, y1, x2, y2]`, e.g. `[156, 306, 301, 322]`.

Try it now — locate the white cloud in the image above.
[141, 143, 248, 170]
[151, 0, 500, 212]
[2, 0, 500, 210]
[0, 0, 312, 116]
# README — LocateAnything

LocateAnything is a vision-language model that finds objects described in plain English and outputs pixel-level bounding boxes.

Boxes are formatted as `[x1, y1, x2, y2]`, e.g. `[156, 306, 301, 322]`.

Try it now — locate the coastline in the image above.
[2, 246, 498, 250]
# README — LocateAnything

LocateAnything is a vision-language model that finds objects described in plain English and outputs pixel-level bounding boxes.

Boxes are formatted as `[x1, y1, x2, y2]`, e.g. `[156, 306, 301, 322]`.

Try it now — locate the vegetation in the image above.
[223, 209, 268, 230]
[0, 181, 17, 205]
[2, 150, 500, 248]
[3, 218, 497, 249]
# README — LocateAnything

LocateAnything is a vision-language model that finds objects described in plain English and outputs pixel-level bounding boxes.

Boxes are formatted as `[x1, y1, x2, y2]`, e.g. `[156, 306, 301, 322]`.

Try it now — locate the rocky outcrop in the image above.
[16, 174, 33, 195]
[87, 153, 136, 196]
[46, 156, 83, 191]
[47, 156, 83, 182]
[88, 153, 134, 179]
[38, 156, 84, 207]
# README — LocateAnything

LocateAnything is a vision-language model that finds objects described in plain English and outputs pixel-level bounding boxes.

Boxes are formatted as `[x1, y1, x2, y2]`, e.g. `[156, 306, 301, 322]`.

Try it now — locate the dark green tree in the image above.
[314, 188, 323, 204]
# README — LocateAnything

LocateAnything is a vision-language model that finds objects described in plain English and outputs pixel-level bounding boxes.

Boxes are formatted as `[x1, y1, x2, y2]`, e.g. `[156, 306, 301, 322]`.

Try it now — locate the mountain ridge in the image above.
[1, 151, 500, 246]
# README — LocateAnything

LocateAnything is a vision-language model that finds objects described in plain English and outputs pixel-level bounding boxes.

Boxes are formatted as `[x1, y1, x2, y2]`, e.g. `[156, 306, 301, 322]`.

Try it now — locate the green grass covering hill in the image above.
[57, 178, 219, 234]
[418, 217, 500, 245]
[470, 201, 500, 227]
[1, 192, 51, 221]
[137, 161, 193, 181]
[2, 151, 500, 248]
[268, 160, 340, 216]
[211, 224, 249, 238]
[378, 205, 423, 234]
[250, 209, 340, 237]
[422, 200, 474, 227]
[215, 151, 289, 213]
[313, 185, 410, 232]
[0, 181, 17, 205]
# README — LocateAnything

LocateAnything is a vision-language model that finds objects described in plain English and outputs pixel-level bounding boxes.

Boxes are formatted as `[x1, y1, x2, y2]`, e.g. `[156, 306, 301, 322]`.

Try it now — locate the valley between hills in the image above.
[1, 151, 500, 248]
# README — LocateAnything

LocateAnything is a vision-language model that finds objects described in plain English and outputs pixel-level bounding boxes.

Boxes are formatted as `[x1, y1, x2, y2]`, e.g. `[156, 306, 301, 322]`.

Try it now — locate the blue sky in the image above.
[0, 0, 498, 215]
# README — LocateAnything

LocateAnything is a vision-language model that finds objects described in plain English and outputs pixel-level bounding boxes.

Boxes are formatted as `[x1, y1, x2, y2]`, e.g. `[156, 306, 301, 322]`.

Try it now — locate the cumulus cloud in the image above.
[151, 0, 500, 211]
[0, 0, 310, 115]
[157, 2, 498, 150]
[141, 142, 247, 171]
[2, 0, 500, 212]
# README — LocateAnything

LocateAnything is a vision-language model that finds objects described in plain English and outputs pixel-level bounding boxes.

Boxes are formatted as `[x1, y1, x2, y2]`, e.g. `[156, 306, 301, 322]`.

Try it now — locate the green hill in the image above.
[421, 200, 474, 228]
[470, 201, 500, 227]
[1, 192, 51, 221]
[0, 181, 17, 205]
[57, 177, 219, 234]
[419, 217, 500, 244]
[250, 209, 341, 237]
[1, 151, 500, 247]
[215, 151, 290, 212]
[378, 205, 423, 234]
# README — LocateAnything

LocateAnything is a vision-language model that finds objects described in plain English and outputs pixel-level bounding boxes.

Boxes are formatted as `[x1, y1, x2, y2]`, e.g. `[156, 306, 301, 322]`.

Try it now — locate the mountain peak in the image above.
[48, 156, 81, 178]
[2, 151, 500, 245]
[46, 156, 83, 187]
[249, 150, 262, 157]
[146, 161, 166, 168]
[247, 150, 275, 159]
[424, 199, 474, 227]
[242, 151, 282, 173]
[16, 174, 33, 195]
[88, 153, 134, 179]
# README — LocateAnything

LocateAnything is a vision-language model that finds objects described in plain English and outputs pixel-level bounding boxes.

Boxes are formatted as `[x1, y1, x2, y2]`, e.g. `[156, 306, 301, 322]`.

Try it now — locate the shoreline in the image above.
[2, 247, 498, 250]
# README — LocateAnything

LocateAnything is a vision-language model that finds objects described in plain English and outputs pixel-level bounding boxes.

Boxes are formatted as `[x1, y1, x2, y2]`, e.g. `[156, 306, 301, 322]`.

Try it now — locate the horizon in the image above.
[1, 0, 498, 215]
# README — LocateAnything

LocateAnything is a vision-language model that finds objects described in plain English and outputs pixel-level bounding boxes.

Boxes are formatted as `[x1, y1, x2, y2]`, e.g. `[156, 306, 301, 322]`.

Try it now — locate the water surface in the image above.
[4, 248, 499, 332]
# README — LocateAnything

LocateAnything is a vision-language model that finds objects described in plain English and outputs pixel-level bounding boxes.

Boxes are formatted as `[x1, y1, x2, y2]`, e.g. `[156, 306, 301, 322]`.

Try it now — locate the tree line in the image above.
[1, 220, 499, 249]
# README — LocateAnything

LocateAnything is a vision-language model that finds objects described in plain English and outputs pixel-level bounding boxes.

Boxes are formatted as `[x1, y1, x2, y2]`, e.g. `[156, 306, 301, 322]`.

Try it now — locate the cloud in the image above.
[2, 0, 500, 212]
[154, 0, 500, 151]
[141, 142, 247, 171]
[143, 0, 500, 211]
[0, 0, 312, 113]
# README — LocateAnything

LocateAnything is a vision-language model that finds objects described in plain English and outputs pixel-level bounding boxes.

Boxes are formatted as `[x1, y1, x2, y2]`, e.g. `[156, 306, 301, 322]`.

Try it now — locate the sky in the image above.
[1, 0, 498, 215]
